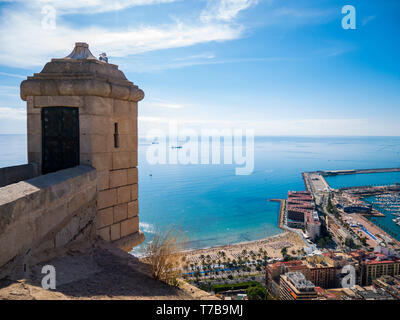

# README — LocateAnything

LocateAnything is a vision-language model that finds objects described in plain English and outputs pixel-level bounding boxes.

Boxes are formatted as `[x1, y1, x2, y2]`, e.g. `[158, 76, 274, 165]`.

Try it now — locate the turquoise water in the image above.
[1, 135, 400, 251]
[137, 136, 400, 252]
[363, 195, 400, 241]
[325, 171, 400, 189]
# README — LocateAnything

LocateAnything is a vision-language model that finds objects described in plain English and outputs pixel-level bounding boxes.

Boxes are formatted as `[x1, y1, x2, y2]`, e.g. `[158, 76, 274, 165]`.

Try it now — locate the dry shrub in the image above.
[144, 227, 186, 287]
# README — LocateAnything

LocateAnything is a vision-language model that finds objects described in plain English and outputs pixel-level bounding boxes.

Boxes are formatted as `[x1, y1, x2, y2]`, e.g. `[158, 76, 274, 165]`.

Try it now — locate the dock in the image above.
[270, 199, 286, 229]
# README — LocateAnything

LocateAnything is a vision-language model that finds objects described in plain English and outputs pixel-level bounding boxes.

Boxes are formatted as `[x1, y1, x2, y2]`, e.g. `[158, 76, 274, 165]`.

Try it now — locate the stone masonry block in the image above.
[114, 100, 131, 116]
[109, 169, 128, 188]
[80, 134, 110, 153]
[117, 185, 131, 204]
[111, 223, 121, 241]
[127, 168, 138, 185]
[130, 151, 138, 168]
[97, 170, 109, 191]
[121, 216, 139, 238]
[83, 96, 113, 116]
[80, 153, 112, 171]
[113, 152, 131, 170]
[80, 115, 112, 135]
[98, 226, 110, 241]
[128, 200, 138, 218]
[130, 184, 138, 201]
[27, 114, 41, 135]
[98, 207, 113, 228]
[114, 203, 128, 223]
[98, 188, 117, 209]
[27, 134, 41, 153]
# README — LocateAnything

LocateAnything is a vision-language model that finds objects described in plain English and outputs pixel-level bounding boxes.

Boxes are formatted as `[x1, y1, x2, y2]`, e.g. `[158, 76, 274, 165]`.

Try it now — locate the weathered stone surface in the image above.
[131, 184, 138, 201]
[55, 215, 80, 248]
[110, 223, 121, 241]
[0, 164, 39, 188]
[96, 170, 109, 191]
[80, 115, 111, 135]
[112, 152, 131, 170]
[117, 185, 131, 204]
[27, 133, 41, 153]
[27, 114, 41, 135]
[0, 166, 97, 269]
[113, 203, 128, 223]
[98, 188, 117, 210]
[21, 55, 144, 102]
[127, 200, 138, 218]
[111, 85, 130, 101]
[113, 230, 145, 252]
[80, 134, 110, 153]
[98, 207, 113, 228]
[33, 96, 83, 107]
[121, 216, 139, 238]
[114, 100, 131, 116]
[130, 151, 138, 167]
[80, 153, 112, 171]
[97, 226, 110, 241]
[109, 169, 128, 188]
[82, 96, 113, 116]
[127, 168, 138, 185]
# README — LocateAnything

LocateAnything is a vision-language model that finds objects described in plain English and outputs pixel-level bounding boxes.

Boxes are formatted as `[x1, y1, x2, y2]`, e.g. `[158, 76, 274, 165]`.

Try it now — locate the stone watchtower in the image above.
[20, 43, 145, 250]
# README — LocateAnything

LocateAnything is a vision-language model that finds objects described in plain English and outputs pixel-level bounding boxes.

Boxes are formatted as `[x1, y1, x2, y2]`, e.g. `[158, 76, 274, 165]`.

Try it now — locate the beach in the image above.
[182, 231, 305, 265]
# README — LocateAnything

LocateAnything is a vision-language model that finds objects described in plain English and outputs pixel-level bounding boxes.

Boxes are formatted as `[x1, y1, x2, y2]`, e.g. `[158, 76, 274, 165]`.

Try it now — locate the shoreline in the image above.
[182, 199, 296, 259]
[182, 231, 287, 255]
[182, 231, 305, 266]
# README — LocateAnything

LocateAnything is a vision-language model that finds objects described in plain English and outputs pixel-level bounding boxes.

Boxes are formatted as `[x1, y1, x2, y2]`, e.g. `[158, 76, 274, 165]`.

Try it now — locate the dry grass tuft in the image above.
[144, 227, 186, 287]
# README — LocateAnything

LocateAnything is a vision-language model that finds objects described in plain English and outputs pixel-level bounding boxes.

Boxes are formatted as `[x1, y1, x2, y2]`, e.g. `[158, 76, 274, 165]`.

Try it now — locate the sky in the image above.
[0, 0, 399, 136]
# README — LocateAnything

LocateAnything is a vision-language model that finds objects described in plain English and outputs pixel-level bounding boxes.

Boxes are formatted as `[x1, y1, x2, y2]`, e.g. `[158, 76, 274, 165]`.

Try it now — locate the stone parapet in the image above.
[0, 165, 97, 273]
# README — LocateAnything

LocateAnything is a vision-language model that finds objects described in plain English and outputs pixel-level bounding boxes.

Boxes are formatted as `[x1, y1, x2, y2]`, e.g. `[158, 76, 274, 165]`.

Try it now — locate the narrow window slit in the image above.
[114, 123, 119, 148]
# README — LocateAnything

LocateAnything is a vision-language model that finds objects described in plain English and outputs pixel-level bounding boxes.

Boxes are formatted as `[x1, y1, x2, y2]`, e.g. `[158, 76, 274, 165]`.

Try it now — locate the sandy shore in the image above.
[183, 231, 305, 265]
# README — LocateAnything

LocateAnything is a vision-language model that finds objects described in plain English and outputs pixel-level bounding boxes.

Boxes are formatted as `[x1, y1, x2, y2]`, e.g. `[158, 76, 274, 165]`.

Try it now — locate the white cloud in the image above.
[0, 71, 26, 79]
[0, 6, 244, 68]
[0, 107, 26, 120]
[1, 0, 177, 14]
[201, 0, 258, 22]
[145, 99, 184, 109]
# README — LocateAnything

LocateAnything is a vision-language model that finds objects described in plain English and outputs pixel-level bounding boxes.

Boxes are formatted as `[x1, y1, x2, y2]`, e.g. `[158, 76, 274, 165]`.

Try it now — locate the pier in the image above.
[322, 167, 400, 176]
[270, 199, 286, 229]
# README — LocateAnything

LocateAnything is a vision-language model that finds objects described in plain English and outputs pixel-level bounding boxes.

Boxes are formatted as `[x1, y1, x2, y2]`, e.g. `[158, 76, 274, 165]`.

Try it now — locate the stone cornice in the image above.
[21, 78, 144, 102]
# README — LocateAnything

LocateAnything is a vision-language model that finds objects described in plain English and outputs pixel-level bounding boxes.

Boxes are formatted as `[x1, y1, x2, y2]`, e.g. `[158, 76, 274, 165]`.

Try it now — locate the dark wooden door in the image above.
[41, 107, 79, 174]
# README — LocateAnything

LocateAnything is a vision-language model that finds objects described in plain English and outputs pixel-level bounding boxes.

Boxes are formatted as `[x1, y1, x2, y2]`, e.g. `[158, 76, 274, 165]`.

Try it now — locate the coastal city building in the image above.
[286, 191, 321, 240]
[305, 255, 335, 289]
[324, 251, 362, 287]
[279, 272, 318, 300]
[372, 275, 400, 299]
[266, 260, 310, 297]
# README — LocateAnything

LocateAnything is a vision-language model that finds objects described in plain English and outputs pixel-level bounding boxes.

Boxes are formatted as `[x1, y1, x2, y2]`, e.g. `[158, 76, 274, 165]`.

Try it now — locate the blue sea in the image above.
[1, 135, 400, 252]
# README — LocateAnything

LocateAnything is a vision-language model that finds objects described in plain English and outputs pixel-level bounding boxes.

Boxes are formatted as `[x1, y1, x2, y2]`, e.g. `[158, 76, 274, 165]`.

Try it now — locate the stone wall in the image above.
[0, 163, 39, 188]
[0, 165, 97, 273]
